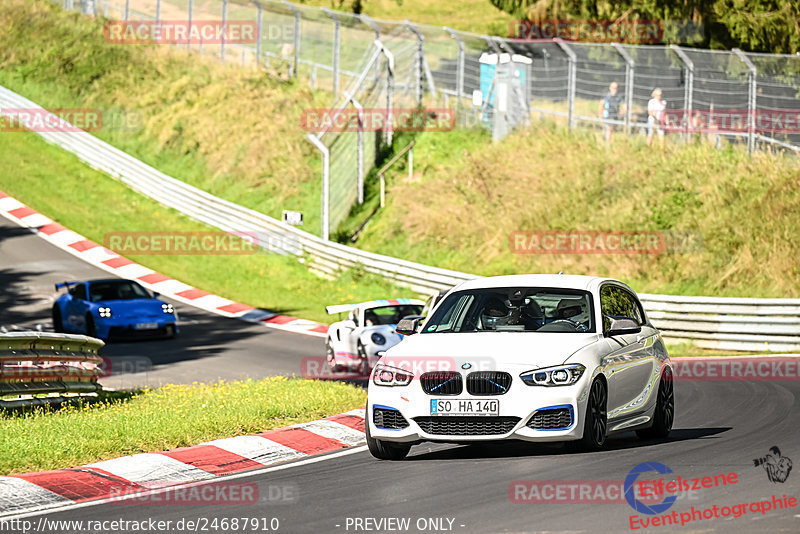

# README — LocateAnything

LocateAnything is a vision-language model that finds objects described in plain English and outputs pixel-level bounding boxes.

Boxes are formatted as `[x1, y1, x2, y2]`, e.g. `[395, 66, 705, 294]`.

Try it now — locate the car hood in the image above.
[382, 331, 600, 371]
[95, 298, 165, 316]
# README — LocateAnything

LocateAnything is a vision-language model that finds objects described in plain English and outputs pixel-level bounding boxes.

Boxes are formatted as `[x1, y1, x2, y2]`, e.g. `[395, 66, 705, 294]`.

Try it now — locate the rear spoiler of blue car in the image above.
[54, 281, 77, 291]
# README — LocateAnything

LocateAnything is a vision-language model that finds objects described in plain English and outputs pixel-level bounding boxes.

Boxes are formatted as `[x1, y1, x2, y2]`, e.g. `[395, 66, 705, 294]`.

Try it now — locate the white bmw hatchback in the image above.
[366, 274, 674, 460]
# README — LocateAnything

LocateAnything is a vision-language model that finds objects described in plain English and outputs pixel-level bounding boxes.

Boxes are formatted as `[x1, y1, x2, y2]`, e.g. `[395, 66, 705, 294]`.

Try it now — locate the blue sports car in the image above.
[52, 279, 178, 341]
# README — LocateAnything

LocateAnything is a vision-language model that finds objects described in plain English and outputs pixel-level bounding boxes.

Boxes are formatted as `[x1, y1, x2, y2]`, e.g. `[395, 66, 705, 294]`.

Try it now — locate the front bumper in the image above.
[96, 315, 178, 340]
[367, 374, 592, 443]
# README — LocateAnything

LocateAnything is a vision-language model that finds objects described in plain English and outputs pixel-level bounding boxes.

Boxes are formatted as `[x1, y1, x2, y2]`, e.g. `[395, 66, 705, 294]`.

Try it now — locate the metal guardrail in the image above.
[2, 85, 799, 352]
[0, 332, 105, 408]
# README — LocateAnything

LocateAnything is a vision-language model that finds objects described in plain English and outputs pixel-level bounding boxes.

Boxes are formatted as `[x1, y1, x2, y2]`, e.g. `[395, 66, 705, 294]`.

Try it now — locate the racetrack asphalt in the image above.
[0, 216, 323, 389]
[3, 217, 799, 534]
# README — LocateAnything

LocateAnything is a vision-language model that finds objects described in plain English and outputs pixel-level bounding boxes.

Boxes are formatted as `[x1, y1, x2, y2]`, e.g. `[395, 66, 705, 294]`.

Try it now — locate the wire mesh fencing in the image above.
[51, 0, 800, 239]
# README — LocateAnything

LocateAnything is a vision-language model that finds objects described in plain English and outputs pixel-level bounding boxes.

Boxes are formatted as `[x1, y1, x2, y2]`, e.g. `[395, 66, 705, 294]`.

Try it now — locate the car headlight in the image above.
[371, 332, 386, 345]
[521, 364, 585, 386]
[98, 307, 112, 318]
[161, 303, 174, 314]
[372, 364, 413, 387]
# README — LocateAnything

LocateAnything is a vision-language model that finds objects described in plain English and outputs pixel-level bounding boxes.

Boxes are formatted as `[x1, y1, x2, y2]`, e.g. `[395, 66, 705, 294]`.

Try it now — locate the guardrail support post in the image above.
[283, 1, 300, 79]
[555, 39, 576, 130]
[671, 45, 694, 140]
[324, 8, 341, 97]
[612, 43, 634, 135]
[306, 135, 330, 240]
[733, 48, 757, 154]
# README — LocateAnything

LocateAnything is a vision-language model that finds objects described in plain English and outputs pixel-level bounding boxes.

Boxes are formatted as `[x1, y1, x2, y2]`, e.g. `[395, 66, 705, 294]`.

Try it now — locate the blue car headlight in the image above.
[98, 307, 112, 318]
[372, 364, 413, 387]
[521, 364, 585, 386]
[371, 332, 386, 345]
[161, 303, 174, 314]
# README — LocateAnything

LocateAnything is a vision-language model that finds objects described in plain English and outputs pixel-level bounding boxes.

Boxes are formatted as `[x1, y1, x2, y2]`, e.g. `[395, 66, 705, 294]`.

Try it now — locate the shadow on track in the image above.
[405, 427, 732, 460]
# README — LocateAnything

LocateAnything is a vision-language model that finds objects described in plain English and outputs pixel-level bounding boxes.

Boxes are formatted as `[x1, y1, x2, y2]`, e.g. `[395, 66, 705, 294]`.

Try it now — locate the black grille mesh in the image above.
[414, 416, 520, 435]
[466, 372, 512, 396]
[373, 408, 409, 429]
[527, 408, 572, 430]
[421, 371, 463, 395]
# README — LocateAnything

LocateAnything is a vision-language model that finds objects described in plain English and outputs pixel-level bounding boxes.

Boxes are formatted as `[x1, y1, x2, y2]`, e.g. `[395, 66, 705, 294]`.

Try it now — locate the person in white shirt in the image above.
[647, 88, 666, 146]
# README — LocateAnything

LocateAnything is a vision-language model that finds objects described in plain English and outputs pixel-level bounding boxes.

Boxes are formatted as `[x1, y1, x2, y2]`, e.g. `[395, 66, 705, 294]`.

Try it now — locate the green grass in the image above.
[0, 377, 366, 475]
[0, 0, 329, 235]
[0, 131, 413, 323]
[351, 121, 800, 298]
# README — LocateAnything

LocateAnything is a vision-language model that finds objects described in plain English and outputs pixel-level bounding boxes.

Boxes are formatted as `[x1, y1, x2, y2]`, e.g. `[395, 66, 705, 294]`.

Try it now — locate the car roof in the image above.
[453, 274, 626, 293]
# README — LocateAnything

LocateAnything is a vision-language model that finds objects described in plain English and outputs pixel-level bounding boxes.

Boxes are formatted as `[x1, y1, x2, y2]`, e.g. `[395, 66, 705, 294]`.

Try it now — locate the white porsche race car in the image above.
[325, 299, 425, 375]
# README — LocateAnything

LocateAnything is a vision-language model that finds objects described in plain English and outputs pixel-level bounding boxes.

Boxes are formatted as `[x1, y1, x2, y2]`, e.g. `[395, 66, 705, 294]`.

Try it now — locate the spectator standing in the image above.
[598, 81, 625, 144]
[647, 88, 667, 146]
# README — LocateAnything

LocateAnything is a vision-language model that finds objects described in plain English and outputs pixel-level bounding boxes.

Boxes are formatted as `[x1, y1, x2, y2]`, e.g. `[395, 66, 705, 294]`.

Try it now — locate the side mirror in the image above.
[396, 315, 424, 336]
[604, 316, 641, 337]
[152, 291, 160, 297]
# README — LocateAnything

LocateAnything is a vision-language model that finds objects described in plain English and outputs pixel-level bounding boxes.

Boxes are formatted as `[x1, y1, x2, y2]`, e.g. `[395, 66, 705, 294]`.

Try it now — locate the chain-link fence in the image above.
[52, 0, 800, 236]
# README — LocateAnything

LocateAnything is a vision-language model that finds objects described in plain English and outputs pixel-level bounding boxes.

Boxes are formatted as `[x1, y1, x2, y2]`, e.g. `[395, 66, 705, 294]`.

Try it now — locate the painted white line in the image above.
[3, 445, 369, 520]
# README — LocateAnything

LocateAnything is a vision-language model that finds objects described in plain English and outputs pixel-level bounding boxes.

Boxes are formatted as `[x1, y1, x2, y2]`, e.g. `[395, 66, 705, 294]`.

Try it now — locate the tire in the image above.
[85, 314, 98, 339]
[575, 378, 608, 451]
[325, 338, 340, 372]
[636, 367, 674, 440]
[52, 306, 65, 333]
[366, 417, 411, 460]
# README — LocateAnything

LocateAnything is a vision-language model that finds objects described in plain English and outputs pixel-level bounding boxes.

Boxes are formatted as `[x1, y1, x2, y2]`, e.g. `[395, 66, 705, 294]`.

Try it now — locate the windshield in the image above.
[422, 287, 595, 333]
[89, 280, 152, 302]
[364, 305, 423, 326]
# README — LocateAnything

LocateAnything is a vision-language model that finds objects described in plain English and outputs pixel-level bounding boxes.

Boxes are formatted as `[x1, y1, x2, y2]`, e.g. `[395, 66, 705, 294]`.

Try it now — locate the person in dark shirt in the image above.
[598, 81, 626, 144]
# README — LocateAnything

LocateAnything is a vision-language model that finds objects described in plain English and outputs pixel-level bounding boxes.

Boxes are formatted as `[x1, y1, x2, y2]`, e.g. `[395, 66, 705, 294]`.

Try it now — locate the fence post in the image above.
[221, 0, 228, 63]
[375, 39, 395, 146]
[670, 45, 694, 139]
[306, 134, 330, 240]
[361, 15, 381, 83]
[156, 0, 161, 22]
[323, 9, 341, 97]
[187, 0, 193, 49]
[352, 99, 365, 204]
[283, 1, 300, 79]
[124, 0, 129, 20]
[253, 1, 262, 66]
[612, 43, 634, 135]
[733, 48, 757, 153]
[406, 21, 425, 106]
[555, 39, 576, 130]
[444, 28, 465, 113]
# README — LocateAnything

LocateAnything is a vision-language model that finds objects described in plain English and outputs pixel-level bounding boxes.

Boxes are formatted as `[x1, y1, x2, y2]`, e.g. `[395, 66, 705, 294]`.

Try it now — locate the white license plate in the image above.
[134, 322, 158, 330]
[430, 399, 499, 416]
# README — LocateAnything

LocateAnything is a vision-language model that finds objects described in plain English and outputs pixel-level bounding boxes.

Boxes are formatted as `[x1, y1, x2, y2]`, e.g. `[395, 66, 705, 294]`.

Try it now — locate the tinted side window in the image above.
[600, 285, 643, 330]
[69, 284, 87, 300]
